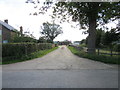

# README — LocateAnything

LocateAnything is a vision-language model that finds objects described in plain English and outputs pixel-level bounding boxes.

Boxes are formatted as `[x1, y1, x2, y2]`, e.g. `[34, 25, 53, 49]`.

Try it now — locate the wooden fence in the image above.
[96, 48, 120, 56]
[69, 45, 120, 56]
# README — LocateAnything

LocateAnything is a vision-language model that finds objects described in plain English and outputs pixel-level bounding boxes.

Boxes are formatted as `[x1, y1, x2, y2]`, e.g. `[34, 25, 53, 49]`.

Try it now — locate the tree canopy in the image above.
[41, 22, 63, 43]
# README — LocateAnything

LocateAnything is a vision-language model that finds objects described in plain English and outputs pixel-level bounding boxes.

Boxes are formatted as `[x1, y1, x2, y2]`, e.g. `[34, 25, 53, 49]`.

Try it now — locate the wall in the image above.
[2, 25, 16, 43]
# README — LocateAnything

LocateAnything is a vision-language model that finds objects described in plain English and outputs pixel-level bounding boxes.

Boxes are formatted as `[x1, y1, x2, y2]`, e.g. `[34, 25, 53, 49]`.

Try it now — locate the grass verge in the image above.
[68, 46, 119, 64]
[2, 47, 58, 64]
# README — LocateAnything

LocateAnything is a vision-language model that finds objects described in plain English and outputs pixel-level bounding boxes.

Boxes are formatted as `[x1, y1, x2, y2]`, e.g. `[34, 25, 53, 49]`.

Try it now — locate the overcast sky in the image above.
[0, 0, 117, 42]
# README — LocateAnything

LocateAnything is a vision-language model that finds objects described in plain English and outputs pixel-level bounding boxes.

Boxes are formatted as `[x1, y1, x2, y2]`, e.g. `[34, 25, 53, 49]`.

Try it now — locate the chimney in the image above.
[20, 26, 23, 36]
[4, 19, 8, 24]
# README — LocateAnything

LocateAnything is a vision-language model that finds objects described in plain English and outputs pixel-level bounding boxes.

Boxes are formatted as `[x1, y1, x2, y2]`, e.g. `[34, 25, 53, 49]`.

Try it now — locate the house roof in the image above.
[0, 20, 16, 31]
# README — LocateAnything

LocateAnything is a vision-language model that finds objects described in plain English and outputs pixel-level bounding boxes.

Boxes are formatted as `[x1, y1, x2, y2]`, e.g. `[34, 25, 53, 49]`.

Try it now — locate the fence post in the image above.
[98, 48, 100, 55]
[110, 49, 113, 56]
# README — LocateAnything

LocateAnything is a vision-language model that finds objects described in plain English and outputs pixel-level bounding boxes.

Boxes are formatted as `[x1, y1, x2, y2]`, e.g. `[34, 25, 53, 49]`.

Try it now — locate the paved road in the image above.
[2, 46, 118, 88]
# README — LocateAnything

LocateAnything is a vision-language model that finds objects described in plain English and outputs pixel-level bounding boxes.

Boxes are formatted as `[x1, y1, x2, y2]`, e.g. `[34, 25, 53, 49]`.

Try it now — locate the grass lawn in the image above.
[2, 47, 58, 64]
[68, 46, 119, 64]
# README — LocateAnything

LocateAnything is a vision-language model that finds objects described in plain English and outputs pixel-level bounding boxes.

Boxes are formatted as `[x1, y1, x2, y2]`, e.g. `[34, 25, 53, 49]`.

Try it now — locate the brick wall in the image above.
[2, 26, 11, 41]
[10, 31, 16, 40]
[2, 25, 16, 43]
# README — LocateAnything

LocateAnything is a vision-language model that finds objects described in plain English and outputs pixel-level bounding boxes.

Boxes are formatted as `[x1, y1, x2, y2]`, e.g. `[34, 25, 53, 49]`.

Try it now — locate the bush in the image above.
[2, 47, 58, 64]
[113, 44, 120, 52]
[2, 43, 53, 58]
[79, 43, 86, 47]
[11, 36, 37, 43]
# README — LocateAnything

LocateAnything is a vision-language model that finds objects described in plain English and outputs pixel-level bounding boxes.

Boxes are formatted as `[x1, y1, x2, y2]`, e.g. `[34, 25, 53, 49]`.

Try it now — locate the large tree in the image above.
[41, 22, 63, 43]
[26, 1, 120, 54]
[53, 2, 119, 54]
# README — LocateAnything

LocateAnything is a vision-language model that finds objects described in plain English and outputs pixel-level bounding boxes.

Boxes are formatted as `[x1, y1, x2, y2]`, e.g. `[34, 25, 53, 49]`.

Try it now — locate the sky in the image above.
[0, 0, 118, 42]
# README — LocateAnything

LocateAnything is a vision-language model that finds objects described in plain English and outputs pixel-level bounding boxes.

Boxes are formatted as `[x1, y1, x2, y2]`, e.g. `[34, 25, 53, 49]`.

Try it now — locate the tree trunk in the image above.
[87, 15, 96, 54]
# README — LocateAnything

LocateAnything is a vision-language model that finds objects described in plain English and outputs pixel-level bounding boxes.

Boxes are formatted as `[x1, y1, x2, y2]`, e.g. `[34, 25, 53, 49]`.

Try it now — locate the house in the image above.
[0, 19, 18, 43]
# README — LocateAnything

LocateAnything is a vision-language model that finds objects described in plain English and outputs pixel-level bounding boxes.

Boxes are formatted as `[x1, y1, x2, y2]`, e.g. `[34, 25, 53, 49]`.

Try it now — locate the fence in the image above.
[69, 45, 120, 56]
[96, 48, 120, 56]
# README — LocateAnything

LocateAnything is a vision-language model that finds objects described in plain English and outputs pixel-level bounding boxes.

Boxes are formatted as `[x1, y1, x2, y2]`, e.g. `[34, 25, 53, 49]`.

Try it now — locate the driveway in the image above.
[2, 45, 118, 88]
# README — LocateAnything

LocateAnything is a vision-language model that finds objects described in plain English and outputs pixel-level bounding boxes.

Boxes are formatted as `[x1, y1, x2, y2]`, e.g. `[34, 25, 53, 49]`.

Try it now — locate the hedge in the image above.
[113, 44, 120, 52]
[2, 43, 53, 58]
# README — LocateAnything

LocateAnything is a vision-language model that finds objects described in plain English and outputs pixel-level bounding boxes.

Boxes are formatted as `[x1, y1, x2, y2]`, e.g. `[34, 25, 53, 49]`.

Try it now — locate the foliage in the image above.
[68, 46, 119, 64]
[79, 43, 86, 48]
[101, 29, 119, 46]
[47, 39, 53, 43]
[52, 2, 119, 26]
[37, 36, 47, 43]
[11, 36, 37, 43]
[2, 46, 58, 64]
[2, 43, 53, 59]
[41, 22, 63, 43]
[96, 29, 105, 48]
[94, 28, 120, 50]
[113, 44, 120, 52]
[80, 39, 87, 45]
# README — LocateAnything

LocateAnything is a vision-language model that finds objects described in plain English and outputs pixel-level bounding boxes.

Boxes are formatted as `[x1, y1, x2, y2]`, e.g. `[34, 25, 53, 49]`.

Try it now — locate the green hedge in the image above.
[2, 43, 52, 58]
[2, 47, 58, 64]
[113, 44, 120, 52]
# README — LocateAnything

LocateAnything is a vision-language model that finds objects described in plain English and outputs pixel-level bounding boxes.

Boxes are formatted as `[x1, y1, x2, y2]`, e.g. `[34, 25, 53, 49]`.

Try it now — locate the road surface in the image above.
[2, 46, 118, 88]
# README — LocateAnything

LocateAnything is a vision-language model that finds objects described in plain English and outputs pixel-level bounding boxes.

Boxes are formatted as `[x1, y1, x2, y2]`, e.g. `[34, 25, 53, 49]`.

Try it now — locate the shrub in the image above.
[11, 36, 37, 43]
[2, 43, 53, 58]
[2, 46, 58, 64]
[113, 44, 120, 52]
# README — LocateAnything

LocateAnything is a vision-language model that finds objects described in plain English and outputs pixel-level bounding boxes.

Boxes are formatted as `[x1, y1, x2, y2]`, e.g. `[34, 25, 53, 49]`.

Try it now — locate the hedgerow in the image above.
[2, 43, 53, 60]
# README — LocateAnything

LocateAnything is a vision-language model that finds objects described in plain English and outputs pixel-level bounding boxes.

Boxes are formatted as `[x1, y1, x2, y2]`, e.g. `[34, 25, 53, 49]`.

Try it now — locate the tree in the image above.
[26, 1, 119, 54]
[37, 36, 47, 43]
[96, 29, 105, 48]
[101, 29, 119, 46]
[41, 22, 63, 43]
[81, 39, 87, 45]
